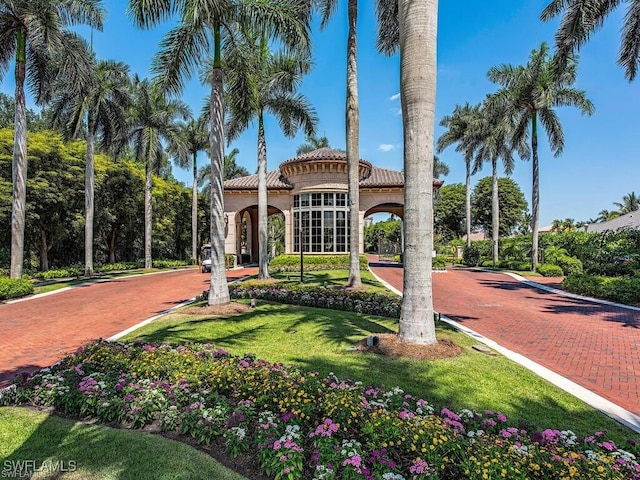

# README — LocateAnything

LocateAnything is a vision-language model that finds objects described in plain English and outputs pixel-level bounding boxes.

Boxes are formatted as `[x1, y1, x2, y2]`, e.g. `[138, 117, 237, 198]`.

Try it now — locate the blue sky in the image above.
[3, 0, 639, 226]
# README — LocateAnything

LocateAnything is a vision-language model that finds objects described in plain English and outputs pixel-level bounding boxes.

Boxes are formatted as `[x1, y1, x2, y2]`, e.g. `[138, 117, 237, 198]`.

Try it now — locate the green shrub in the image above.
[544, 246, 583, 276]
[153, 259, 190, 269]
[433, 256, 446, 270]
[563, 273, 640, 305]
[462, 244, 480, 266]
[0, 277, 34, 300]
[537, 264, 564, 277]
[230, 282, 402, 318]
[31, 267, 84, 280]
[269, 254, 368, 272]
[96, 262, 145, 272]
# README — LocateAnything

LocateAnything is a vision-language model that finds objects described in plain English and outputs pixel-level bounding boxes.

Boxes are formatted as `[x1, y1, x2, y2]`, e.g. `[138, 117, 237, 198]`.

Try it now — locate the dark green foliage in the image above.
[269, 254, 368, 272]
[471, 177, 528, 237]
[462, 244, 481, 266]
[543, 246, 583, 276]
[230, 282, 402, 318]
[537, 264, 564, 277]
[563, 274, 640, 305]
[433, 256, 447, 270]
[364, 217, 401, 253]
[434, 183, 466, 241]
[0, 277, 34, 300]
[152, 260, 190, 269]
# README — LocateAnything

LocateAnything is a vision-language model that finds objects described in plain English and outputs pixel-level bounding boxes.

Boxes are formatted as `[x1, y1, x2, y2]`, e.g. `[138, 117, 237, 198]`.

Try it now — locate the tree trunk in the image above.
[492, 157, 499, 265]
[108, 226, 117, 263]
[39, 226, 49, 272]
[465, 160, 471, 247]
[257, 112, 270, 279]
[144, 158, 153, 269]
[192, 151, 198, 264]
[207, 26, 231, 306]
[397, 0, 438, 345]
[346, 0, 361, 288]
[531, 112, 540, 271]
[85, 116, 95, 277]
[10, 30, 27, 279]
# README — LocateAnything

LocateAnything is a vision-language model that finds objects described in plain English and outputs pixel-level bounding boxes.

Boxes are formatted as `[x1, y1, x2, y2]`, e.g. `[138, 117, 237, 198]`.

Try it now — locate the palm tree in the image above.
[488, 42, 594, 270]
[49, 56, 131, 277]
[472, 100, 526, 265]
[129, 0, 309, 305]
[126, 77, 189, 269]
[614, 191, 640, 214]
[171, 117, 208, 264]
[316, 0, 363, 288]
[597, 209, 621, 223]
[225, 33, 317, 280]
[541, 0, 640, 81]
[198, 148, 249, 188]
[296, 134, 330, 155]
[432, 155, 449, 179]
[437, 103, 483, 247]
[0, 0, 104, 278]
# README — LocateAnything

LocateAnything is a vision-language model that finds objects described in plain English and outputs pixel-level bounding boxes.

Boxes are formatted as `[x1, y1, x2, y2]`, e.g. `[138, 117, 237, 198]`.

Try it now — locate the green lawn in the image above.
[0, 407, 246, 480]
[270, 268, 392, 293]
[125, 299, 637, 444]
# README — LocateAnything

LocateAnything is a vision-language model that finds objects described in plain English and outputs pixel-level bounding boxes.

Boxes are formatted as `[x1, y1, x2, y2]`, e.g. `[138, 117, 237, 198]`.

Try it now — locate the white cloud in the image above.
[389, 93, 400, 101]
[378, 144, 395, 152]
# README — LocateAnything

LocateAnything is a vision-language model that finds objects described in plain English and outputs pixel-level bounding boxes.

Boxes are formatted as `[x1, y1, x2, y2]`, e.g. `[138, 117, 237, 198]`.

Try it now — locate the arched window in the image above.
[293, 192, 350, 253]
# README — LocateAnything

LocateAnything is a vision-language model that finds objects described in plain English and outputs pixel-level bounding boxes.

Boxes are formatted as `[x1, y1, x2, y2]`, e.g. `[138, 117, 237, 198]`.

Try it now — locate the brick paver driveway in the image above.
[369, 260, 640, 418]
[0, 268, 256, 388]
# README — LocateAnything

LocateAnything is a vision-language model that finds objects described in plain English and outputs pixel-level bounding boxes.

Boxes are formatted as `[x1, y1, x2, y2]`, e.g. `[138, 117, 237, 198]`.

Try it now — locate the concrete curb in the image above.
[367, 265, 640, 434]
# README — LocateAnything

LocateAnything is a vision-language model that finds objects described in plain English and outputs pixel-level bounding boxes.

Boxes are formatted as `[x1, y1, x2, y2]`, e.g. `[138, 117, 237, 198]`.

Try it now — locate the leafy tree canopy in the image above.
[472, 176, 528, 237]
[434, 183, 466, 241]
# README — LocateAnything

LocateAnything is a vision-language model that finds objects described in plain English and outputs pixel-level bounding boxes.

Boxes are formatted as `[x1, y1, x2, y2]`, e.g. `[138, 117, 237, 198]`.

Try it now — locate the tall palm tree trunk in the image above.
[144, 159, 153, 269]
[397, 0, 438, 346]
[346, 0, 361, 288]
[492, 157, 499, 265]
[465, 161, 471, 247]
[85, 117, 96, 277]
[530, 112, 540, 271]
[10, 31, 28, 279]
[257, 113, 270, 279]
[208, 32, 231, 305]
[192, 152, 198, 264]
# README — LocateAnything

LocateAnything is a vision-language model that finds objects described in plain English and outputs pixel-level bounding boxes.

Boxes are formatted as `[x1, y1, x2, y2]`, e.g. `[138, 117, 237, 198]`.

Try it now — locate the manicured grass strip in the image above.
[0, 407, 247, 480]
[270, 269, 391, 293]
[125, 301, 637, 444]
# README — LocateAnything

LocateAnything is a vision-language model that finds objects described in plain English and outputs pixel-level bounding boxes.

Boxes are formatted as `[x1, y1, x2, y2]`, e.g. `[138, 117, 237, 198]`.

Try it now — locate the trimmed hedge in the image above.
[537, 264, 564, 277]
[0, 277, 34, 300]
[269, 254, 368, 272]
[230, 282, 402, 318]
[563, 273, 640, 305]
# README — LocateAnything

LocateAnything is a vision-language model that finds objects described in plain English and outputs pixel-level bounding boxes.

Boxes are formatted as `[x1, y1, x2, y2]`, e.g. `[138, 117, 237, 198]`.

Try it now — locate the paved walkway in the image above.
[368, 258, 640, 425]
[0, 267, 256, 388]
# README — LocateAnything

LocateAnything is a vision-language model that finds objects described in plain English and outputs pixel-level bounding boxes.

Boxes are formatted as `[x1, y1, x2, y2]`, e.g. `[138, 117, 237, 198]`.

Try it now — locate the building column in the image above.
[358, 210, 366, 254]
[283, 210, 293, 254]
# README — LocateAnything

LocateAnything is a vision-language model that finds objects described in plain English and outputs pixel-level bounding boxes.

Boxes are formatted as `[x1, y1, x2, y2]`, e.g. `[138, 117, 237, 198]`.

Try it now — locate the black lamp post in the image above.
[299, 227, 304, 283]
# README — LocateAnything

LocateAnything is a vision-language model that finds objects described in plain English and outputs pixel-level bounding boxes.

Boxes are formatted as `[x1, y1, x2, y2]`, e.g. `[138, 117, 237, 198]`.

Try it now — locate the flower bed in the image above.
[2, 341, 638, 479]
[230, 283, 402, 318]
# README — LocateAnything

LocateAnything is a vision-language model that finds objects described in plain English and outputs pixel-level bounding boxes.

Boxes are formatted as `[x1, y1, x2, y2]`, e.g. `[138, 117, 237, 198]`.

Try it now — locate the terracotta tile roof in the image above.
[223, 166, 444, 190]
[224, 170, 293, 190]
[281, 147, 350, 163]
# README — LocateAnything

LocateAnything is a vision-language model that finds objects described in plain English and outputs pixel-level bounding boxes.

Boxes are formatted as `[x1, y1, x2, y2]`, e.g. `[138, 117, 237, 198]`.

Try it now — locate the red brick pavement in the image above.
[0, 267, 257, 388]
[368, 259, 640, 417]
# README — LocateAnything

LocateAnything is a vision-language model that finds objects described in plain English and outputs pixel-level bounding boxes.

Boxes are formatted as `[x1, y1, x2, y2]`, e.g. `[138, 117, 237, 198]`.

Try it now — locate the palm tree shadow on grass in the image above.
[290, 354, 638, 442]
[130, 302, 396, 350]
[2, 408, 245, 480]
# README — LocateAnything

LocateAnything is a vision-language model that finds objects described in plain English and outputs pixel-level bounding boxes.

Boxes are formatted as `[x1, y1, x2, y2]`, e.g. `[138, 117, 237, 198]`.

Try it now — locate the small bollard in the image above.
[250, 298, 257, 308]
